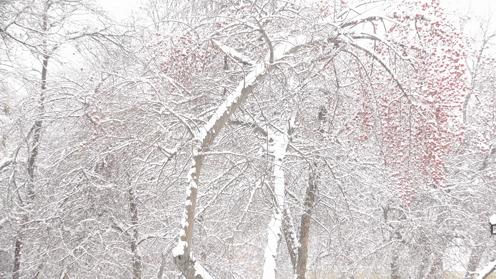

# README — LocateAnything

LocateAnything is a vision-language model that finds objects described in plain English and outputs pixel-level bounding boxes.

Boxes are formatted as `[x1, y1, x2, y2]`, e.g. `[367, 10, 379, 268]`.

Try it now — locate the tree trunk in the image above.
[465, 245, 486, 279]
[282, 207, 298, 269]
[295, 166, 318, 279]
[390, 243, 401, 279]
[262, 130, 290, 279]
[12, 3, 49, 276]
[417, 253, 429, 279]
[416, 232, 430, 279]
[383, 206, 403, 279]
[12, 237, 22, 279]
[426, 251, 444, 279]
[128, 188, 142, 279]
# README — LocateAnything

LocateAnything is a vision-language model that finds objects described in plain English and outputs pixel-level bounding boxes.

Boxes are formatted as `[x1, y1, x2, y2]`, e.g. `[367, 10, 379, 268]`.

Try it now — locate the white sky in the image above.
[98, 0, 142, 20]
[443, 0, 495, 17]
[97, 0, 496, 23]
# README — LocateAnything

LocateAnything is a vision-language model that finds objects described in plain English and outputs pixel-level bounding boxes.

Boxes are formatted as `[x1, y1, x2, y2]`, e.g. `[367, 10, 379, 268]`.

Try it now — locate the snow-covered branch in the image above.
[0, 217, 8, 229]
[0, 157, 12, 172]
[212, 39, 255, 66]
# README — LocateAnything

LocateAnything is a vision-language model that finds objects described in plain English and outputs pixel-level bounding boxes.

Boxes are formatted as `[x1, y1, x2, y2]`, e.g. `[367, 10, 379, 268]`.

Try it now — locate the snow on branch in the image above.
[340, 15, 396, 29]
[0, 157, 12, 172]
[212, 39, 255, 66]
[0, 217, 8, 229]
[255, 18, 274, 64]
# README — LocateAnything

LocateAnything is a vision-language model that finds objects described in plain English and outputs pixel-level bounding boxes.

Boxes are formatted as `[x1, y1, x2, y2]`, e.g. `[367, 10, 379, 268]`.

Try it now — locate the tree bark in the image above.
[12, 238, 22, 279]
[12, 3, 49, 277]
[282, 207, 298, 269]
[416, 232, 430, 279]
[295, 166, 318, 279]
[128, 188, 142, 279]
[465, 245, 486, 279]
[390, 243, 401, 279]
[383, 206, 403, 279]
[262, 130, 290, 279]
[426, 250, 444, 279]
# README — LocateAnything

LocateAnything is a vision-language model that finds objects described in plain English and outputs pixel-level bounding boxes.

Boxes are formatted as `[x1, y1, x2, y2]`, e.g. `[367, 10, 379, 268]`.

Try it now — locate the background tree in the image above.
[1, 0, 495, 278]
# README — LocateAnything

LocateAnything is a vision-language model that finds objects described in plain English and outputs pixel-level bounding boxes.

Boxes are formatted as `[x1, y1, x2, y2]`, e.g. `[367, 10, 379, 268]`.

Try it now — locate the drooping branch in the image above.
[348, 42, 407, 96]
[255, 19, 274, 64]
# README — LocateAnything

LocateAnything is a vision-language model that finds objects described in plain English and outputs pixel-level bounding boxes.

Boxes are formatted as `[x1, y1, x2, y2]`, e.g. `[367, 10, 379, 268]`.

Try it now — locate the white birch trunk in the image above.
[262, 131, 290, 279]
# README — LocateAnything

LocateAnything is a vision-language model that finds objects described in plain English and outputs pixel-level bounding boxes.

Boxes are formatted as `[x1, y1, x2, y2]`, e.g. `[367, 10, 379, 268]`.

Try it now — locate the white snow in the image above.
[0, 217, 8, 228]
[212, 40, 255, 65]
[284, 205, 300, 252]
[0, 157, 12, 171]
[490, 214, 496, 225]
[476, 259, 496, 279]
[200, 62, 267, 146]
[172, 240, 187, 257]
[194, 261, 214, 279]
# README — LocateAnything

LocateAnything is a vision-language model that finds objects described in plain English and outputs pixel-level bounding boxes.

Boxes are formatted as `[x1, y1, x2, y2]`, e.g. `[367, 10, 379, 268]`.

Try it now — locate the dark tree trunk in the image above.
[129, 188, 142, 279]
[12, 238, 22, 279]
[426, 251, 444, 279]
[295, 167, 318, 279]
[464, 245, 486, 279]
[12, 3, 49, 277]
